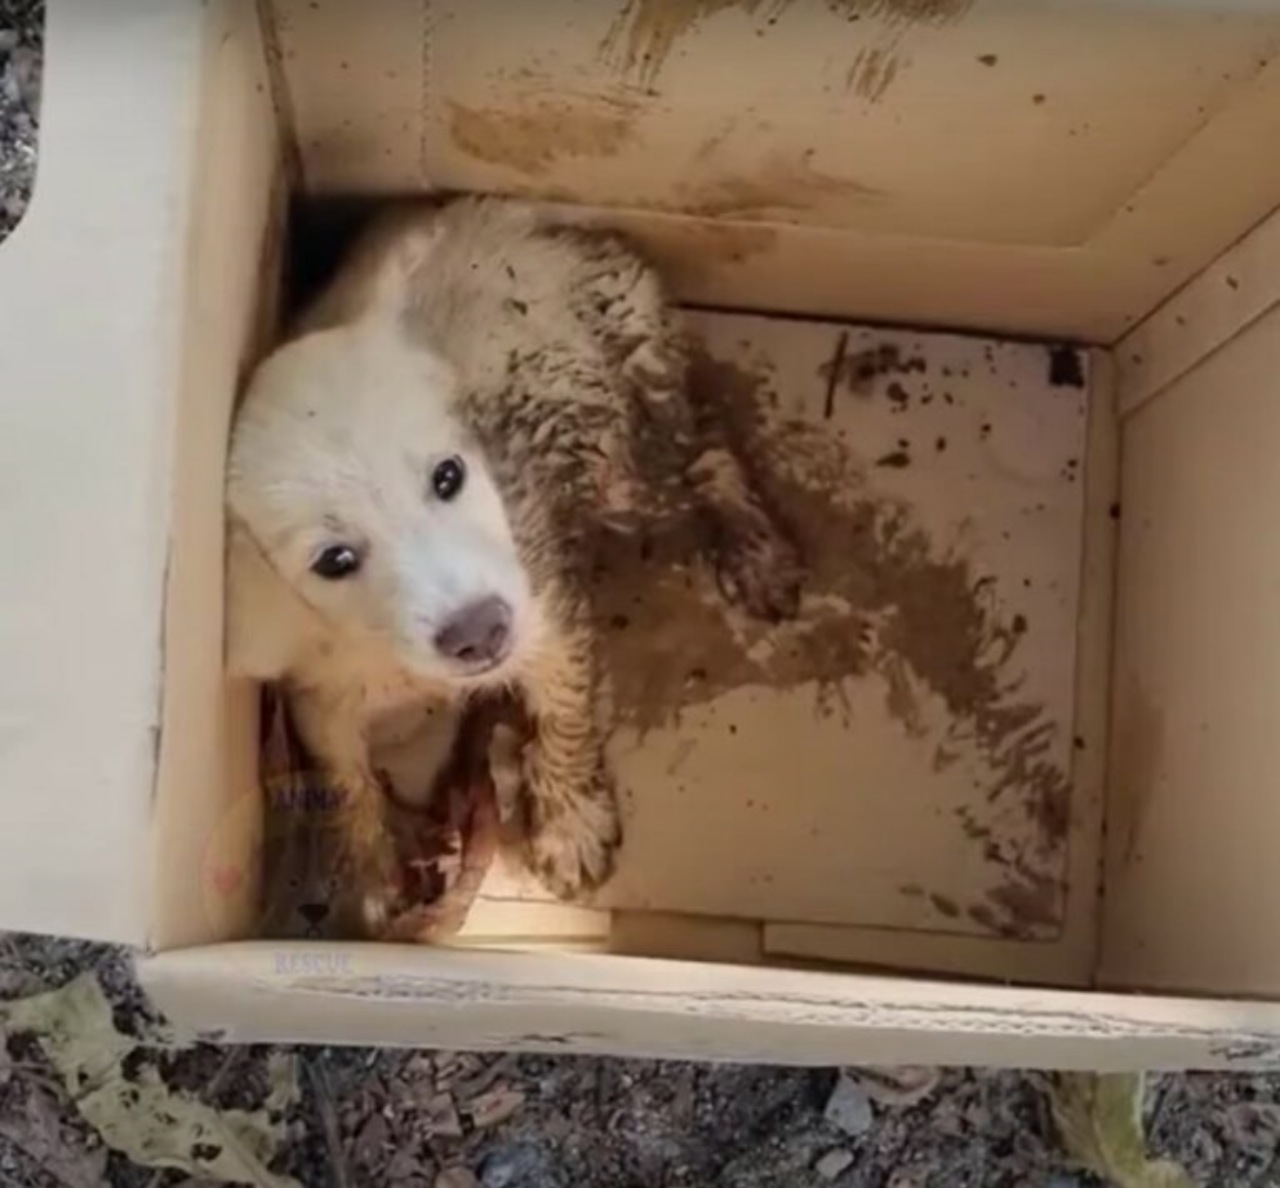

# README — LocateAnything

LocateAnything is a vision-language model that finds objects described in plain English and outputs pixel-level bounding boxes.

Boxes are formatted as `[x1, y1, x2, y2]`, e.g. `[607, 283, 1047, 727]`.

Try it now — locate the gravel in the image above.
[3, 3, 1279, 1185]
[0, 0, 38, 239]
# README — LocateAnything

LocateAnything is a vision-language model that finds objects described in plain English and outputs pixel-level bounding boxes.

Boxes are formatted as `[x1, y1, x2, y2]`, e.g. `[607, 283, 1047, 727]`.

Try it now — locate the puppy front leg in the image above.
[521, 624, 621, 900]
[289, 691, 398, 935]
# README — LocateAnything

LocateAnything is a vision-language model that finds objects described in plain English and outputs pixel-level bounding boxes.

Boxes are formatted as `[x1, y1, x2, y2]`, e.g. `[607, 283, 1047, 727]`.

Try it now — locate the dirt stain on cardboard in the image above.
[593, 345, 1070, 938]
[639, 222, 781, 290]
[678, 149, 883, 221]
[985, 867, 1060, 936]
[820, 341, 927, 399]
[847, 45, 902, 102]
[449, 89, 641, 176]
[601, 0, 972, 92]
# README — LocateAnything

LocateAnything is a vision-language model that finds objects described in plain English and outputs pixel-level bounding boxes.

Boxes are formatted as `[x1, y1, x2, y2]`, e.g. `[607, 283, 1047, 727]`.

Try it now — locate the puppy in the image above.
[226, 196, 800, 931]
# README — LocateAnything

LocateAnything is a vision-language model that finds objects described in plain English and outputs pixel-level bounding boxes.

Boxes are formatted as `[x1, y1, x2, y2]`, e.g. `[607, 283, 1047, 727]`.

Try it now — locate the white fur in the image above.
[225, 196, 799, 927]
[227, 308, 537, 697]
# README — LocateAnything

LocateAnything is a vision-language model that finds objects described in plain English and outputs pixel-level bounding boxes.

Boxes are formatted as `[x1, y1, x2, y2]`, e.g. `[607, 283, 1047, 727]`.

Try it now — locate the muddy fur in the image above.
[226, 195, 800, 933]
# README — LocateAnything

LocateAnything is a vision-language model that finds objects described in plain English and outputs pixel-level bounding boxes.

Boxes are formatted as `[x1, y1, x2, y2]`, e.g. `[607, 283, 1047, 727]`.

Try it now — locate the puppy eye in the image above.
[310, 545, 361, 580]
[431, 456, 466, 502]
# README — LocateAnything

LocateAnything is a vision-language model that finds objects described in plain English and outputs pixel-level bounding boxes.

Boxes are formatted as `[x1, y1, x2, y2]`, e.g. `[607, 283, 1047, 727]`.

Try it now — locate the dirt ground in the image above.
[5, 4, 1280, 1186]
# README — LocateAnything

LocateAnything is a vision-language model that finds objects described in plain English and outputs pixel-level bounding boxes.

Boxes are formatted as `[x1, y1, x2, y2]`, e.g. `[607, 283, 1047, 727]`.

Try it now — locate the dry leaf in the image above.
[1, 973, 301, 1188]
[386, 1147, 423, 1183]
[1049, 1072, 1195, 1188]
[452, 1053, 517, 1102]
[465, 1086, 525, 1130]
[423, 1092, 464, 1139]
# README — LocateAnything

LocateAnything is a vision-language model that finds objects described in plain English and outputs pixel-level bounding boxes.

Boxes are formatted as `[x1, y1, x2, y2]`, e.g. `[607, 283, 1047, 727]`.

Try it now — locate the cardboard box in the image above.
[6, 0, 1280, 1068]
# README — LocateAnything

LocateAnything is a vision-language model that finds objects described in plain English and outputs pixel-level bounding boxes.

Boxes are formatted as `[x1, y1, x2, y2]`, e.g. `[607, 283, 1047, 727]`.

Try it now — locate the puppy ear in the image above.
[363, 224, 443, 323]
[224, 518, 320, 680]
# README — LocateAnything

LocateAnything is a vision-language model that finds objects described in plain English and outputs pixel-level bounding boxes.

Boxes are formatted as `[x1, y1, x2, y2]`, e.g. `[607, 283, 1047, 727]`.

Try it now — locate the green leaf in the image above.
[1048, 1072, 1195, 1188]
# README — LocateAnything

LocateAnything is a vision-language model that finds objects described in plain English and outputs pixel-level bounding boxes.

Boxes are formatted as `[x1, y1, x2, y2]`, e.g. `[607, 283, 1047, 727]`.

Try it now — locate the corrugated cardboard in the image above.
[3, 0, 1280, 1069]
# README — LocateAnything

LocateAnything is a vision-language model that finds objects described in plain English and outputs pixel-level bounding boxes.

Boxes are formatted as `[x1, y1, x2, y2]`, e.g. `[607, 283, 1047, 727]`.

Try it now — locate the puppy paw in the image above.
[715, 519, 803, 623]
[525, 770, 622, 901]
[487, 722, 527, 828]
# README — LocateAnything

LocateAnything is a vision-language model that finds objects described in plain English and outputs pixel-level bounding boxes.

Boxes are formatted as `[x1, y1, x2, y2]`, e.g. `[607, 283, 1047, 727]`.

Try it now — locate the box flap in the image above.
[267, 0, 1280, 340]
[141, 941, 1280, 1071]
[0, 1, 212, 944]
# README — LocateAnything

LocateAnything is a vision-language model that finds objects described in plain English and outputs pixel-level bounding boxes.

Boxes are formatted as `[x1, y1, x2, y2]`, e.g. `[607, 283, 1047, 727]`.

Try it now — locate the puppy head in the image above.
[226, 317, 535, 689]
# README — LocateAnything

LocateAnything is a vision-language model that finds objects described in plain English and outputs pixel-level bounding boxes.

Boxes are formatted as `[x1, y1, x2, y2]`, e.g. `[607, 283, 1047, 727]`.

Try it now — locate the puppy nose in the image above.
[434, 597, 513, 668]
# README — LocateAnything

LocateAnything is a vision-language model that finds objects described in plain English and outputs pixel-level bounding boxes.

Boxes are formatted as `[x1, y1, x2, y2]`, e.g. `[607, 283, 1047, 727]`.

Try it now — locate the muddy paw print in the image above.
[716, 520, 804, 623]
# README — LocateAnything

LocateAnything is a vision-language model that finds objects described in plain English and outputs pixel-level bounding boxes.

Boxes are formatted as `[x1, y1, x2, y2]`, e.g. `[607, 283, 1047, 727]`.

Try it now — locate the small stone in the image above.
[815, 1148, 855, 1180]
[824, 1073, 874, 1137]
[478, 1143, 549, 1188]
[435, 1170, 480, 1188]
[466, 1086, 525, 1130]
[436, 1053, 481, 1090]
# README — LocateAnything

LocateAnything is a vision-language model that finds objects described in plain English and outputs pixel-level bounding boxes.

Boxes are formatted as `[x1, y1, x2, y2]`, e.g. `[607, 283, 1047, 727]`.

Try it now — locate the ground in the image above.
[3, 4, 1280, 1186]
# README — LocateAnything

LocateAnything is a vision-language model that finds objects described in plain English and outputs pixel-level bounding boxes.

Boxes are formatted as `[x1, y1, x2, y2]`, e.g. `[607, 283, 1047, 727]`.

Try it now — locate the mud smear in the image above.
[985, 868, 1059, 934]
[592, 347, 1070, 938]
[678, 221, 780, 269]
[639, 221, 781, 291]
[448, 90, 641, 177]
[443, 110, 873, 228]
[847, 45, 902, 102]
[601, 0, 972, 97]
[678, 149, 883, 221]
[819, 341, 928, 400]
[601, 0, 767, 86]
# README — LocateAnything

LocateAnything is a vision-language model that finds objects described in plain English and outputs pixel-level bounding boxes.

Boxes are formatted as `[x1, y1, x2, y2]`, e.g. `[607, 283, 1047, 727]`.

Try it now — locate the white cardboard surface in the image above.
[0, 0, 208, 943]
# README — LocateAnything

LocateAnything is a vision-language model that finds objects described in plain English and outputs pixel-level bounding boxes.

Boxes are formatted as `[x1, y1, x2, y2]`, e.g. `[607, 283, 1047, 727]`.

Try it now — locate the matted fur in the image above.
[226, 196, 800, 933]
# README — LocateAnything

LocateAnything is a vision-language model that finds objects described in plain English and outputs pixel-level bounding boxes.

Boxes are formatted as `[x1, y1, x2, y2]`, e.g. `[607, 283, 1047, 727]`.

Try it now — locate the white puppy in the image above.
[226, 197, 800, 932]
